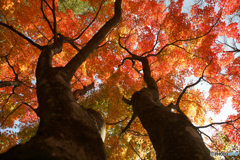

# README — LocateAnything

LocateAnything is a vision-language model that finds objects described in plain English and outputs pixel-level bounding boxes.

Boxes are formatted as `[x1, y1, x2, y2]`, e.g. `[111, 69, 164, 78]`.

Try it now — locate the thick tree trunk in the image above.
[129, 57, 213, 160]
[0, 1, 122, 159]
[131, 88, 213, 160]
[0, 47, 107, 160]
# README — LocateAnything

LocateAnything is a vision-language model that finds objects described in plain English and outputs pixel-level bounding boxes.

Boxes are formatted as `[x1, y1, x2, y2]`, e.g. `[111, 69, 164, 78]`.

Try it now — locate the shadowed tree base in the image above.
[122, 57, 214, 160]
[132, 88, 213, 160]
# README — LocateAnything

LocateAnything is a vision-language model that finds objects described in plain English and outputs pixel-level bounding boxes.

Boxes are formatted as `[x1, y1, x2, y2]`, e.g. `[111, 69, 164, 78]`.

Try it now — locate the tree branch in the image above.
[106, 117, 128, 125]
[147, 11, 222, 58]
[0, 103, 23, 127]
[43, 0, 53, 11]
[118, 33, 135, 56]
[65, 0, 122, 80]
[196, 116, 240, 129]
[41, 0, 54, 34]
[129, 142, 144, 160]
[129, 130, 148, 136]
[0, 22, 43, 50]
[198, 129, 213, 142]
[0, 81, 23, 88]
[120, 113, 137, 135]
[203, 77, 240, 94]
[52, 0, 57, 43]
[73, 0, 105, 40]
[122, 96, 131, 105]
[58, 33, 80, 52]
[73, 82, 94, 100]
[176, 60, 212, 107]
[141, 28, 161, 56]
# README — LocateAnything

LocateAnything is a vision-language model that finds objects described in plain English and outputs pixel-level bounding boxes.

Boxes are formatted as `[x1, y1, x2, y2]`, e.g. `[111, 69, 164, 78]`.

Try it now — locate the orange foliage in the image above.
[0, 0, 240, 158]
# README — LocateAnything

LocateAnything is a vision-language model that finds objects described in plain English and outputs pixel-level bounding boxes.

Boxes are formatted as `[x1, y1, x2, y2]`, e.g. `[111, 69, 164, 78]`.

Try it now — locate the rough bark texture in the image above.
[0, 81, 23, 88]
[0, 43, 107, 160]
[130, 57, 213, 160]
[0, 1, 122, 159]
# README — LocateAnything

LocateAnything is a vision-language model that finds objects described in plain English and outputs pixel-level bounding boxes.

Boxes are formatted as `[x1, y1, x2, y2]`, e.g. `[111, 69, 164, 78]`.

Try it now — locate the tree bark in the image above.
[0, 45, 107, 160]
[0, 0, 122, 159]
[131, 89, 213, 160]
[0, 81, 23, 88]
[130, 57, 213, 160]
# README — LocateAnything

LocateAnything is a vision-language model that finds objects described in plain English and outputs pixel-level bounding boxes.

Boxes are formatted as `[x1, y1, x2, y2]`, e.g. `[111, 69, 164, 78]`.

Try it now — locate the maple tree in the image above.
[0, 0, 240, 159]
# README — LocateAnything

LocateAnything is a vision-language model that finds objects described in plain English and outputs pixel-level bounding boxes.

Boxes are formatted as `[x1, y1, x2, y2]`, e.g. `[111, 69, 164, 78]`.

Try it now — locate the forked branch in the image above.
[0, 22, 43, 50]
[73, 0, 105, 40]
[196, 116, 240, 129]
[65, 0, 122, 80]
[176, 59, 212, 107]
[41, 0, 54, 34]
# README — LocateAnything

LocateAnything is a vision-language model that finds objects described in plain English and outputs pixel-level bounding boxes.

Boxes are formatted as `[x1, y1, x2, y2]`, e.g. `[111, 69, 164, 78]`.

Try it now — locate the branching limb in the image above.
[171, 44, 206, 61]
[58, 33, 81, 51]
[21, 82, 36, 89]
[120, 113, 137, 135]
[17, 11, 49, 42]
[122, 96, 131, 105]
[0, 81, 23, 88]
[43, 0, 53, 11]
[141, 28, 161, 56]
[0, 22, 43, 50]
[4, 47, 19, 80]
[157, 78, 202, 103]
[176, 59, 212, 107]
[106, 117, 128, 125]
[120, 96, 135, 135]
[73, 82, 94, 100]
[65, 0, 122, 80]
[129, 130, 148, 136]
[216, 39, 240, 51]
[71, 74, 82, 86]
[202, 77, 240, 94]
[129, 142, 144, 160]
[0, 103, 22, 127]
[0, 46, 23, 88]
[196, 116, 240, 129]
[41, 0, 54, 34]
[198, 129, 213, 142]
[1, 93, 14, 115]
[118, 33, 135, 56]
[147, 11, 222, 58]
[52, 0, 57, 43]
[73, 0, 105, 40]
[22, 102, 38, 114]
[0, 102, 37, 127]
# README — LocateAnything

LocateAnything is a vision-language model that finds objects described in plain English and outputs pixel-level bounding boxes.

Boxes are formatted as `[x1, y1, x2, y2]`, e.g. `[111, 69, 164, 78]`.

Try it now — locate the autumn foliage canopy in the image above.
[0, 0, 240, 159]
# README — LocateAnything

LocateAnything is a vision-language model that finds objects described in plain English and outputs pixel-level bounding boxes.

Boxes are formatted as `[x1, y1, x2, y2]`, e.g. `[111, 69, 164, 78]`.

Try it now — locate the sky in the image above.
[179, 0, 240, 156]
[180, 0, 239, 122]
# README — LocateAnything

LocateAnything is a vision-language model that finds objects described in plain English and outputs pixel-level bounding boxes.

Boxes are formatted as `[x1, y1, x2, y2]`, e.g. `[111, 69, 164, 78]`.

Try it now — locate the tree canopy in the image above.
[0, 0, 240, 159]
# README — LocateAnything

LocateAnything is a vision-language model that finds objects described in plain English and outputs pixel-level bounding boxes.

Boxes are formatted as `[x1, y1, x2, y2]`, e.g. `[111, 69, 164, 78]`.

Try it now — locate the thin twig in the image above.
[0, 22, 43, 50]
[73, 0, 105, 40]
[106, 117, 128, 125]
[176, 59, 212, 107]
[129, 142, 144, 160]
[196, 116, 240, 129]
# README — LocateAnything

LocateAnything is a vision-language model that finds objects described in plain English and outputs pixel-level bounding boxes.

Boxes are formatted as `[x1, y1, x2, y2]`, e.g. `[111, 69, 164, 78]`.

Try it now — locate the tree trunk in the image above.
[129, 57, 213, 160]
[0, 46, 107, 160]
[0, 1, 122, 159]
[131, 88, 213, 160]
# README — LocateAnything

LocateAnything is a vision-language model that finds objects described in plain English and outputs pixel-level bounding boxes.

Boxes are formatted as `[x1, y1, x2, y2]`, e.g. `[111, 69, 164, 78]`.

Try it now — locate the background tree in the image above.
[0, 0, 240, 159]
